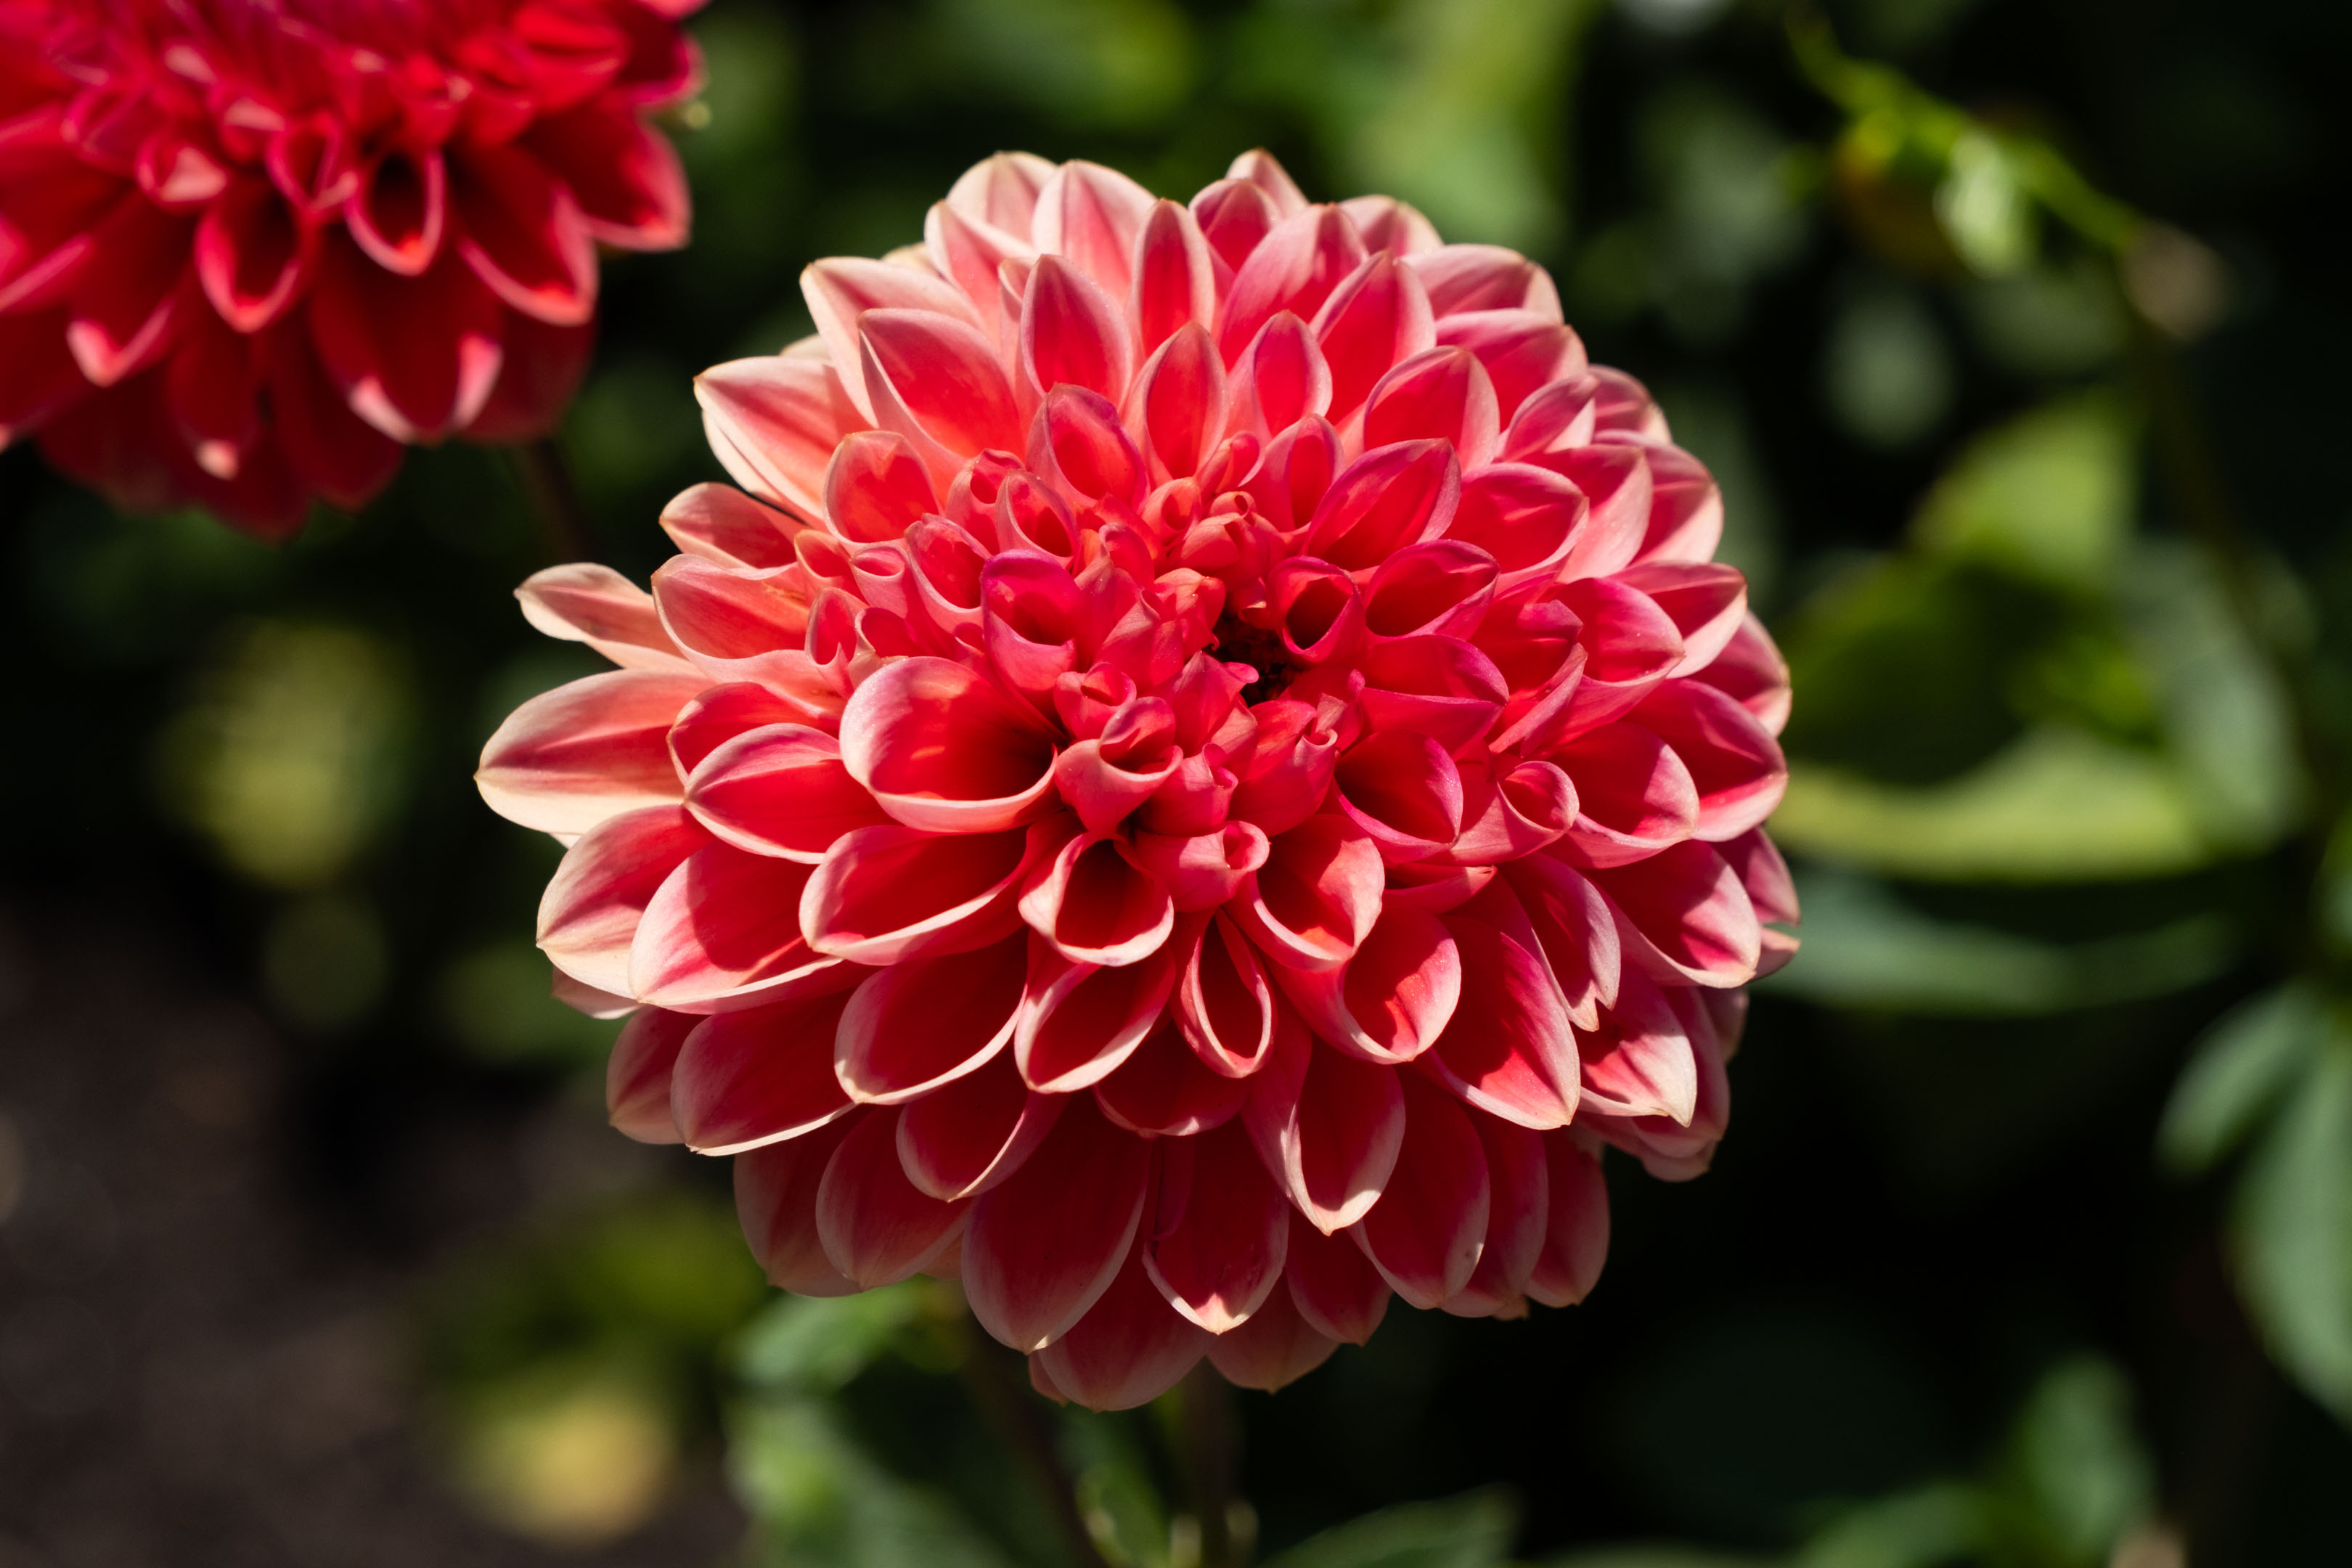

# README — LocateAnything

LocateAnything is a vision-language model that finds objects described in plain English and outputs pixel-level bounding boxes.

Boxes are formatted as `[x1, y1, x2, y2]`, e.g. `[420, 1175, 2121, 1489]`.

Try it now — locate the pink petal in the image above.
[1577, 971, 1699, 1124]
[801, 820, 1037, 965]
[1128, 322, 1227, 482]
[1130, 198, 1216, 354]
[1339, 194, 1441, 257]
[801, 256, 980, 420]
[964, 1098, 1150, 1350]
[834, 933, 1026, 1102]
[478, 669, 701, 835]
[1548, 721, 1700, 869]
[1363, 346, 1500, 468]
[1177, 912, 1283, 1078]
[1446, 756, 1575, 865]
[1719, 825, 1800, 926]
[1433, 308, 1586, 422]
[686, 722, 892, 861]
[838, 657, 1058, 833]
[1419, 912, 1580, 1128]
[1232, 311, 1332, 438]
[1350, 1071, 1488, 1310]
[897, 1050, 1065, 1200]
[1360, 539, 1496, 643]
[1302, 440, 1461, 572]
[538, 804, 711, 996]
[1334, 729, 1466, 865]
[1145, 1118, 1289, 1332]
[734, 1115, 862, 1295]
[1032, 1241, 1210, 1410]
[1636, 441, 1723, 563]
[1095, 1016, 1253, 1137]
[1191, 176, 1280, 273]
[926, 199, 1035, 325]
[1232, 814, 1384, 973]
[860, 306, 1023, 484]
[669, 682, 812, 775]
[606, 1007, 693, 1143]
[1220, 205, 1368, 365]
[629, 844, 848, 1009]
[1549, 574, 1684, 735]
[1244, 1032, 1403, 1233]
[672, 989, 857, 1152]
[1016, 927, 1188, 1091]
[1227, 150, 1308, 216]
[1630, 679, 1787, 842]
[1502, 856, 1621, 1030]
[1691, 612, 1792, 737]
[1355, 636, 1509, 755]
[1237, 413, 1343, 533]
[1405, 244, 1561, 319]
[946, 151, 1058, 240]
[1018, 833, 1176, 967]
[1205, 1283, 1340, 1390]
[1446, 462, 1588, 589]
[1617, 561, 1747, 677]
[517, 562, 695, 672]
[816, 1106, 971, 1287]
[1312, 251, 1437, 422]
[1022, 254, 1133, 405]
[1586, 840, 1762, 988]
[821, 427, 940, 543]
[1031, 384, 1146, 506]
[694, 355, 869, 522]
[1126, 822, 1270, 913]
[1031, 159, 1156, 299]
[1275, 903, 1461, 1065]
[1525, 1131, 1609, 1307]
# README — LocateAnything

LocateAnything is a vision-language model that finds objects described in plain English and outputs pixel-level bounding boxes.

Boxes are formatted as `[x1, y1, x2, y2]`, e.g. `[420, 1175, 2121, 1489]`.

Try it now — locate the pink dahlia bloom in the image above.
[480, 150, 1797, 1410]
[0, 0, 703, 534]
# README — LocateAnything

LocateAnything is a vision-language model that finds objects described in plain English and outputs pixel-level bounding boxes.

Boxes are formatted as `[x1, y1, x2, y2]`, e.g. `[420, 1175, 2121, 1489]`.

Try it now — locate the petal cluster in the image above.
[480, 150, 1798, 1409]
[0, 0, 703, 533]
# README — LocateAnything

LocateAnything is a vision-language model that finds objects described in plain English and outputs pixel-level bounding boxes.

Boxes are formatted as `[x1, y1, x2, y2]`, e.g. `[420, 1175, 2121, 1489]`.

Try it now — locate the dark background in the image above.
[4, 0, 2348, 1563]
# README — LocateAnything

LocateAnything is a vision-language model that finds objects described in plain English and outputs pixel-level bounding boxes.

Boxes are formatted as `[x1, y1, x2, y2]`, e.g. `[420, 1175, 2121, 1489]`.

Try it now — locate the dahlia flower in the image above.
[0, 0, 703, 534]
[479, 150, 1797, 1409]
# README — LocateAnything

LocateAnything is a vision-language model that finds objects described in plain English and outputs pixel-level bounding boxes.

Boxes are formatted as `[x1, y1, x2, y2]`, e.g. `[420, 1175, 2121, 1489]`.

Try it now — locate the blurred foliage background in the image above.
[4, 0, 2351, 1563]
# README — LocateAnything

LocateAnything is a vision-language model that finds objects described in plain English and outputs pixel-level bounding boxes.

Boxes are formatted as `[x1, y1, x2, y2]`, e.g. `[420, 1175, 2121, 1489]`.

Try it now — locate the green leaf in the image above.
[1911, 394, 2134, 592]
[1538, 1549, 1769, 1568]
[2157, 984, 2327, 1175]
[1760, 867, 2234, 1016]
[735, 1283, 931, 1395]
[1793, 1482, 1983, 1568]
[1259, 1489, 1519, 1568]
[1769, 727, 2213, 883]
[730, 1398, 1018, 1568]
[2232, 1036, 2352, 1424]
[1996, 1357, 2154, 1563]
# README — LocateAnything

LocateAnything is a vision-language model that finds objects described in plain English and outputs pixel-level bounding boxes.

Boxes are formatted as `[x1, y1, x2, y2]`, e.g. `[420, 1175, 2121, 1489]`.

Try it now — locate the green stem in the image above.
[1178, 1363, 1246, 1568]
[946, 1312, 1111, 1568]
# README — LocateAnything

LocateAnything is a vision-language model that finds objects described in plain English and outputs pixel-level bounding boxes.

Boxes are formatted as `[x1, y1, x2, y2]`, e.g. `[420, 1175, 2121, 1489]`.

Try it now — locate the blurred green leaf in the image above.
[1771, 727, 2210, 882]
[1761, 868, 2233, 1016]
[737, 1283, 934, 1396]
[732, 1397, 1019, 1568]
[2232, 1033, 2352, 1424]
[1259, 1489, 1518, 1568]
[1911, 396, 2133, 592]
[1793, 1483, 1982, 1568]
[1992, 1357, 2155, 1564]
[1541, 1549, 1768, 1568]
[2157, 983, 2327, 1175]
[931, 0, 1194, 130]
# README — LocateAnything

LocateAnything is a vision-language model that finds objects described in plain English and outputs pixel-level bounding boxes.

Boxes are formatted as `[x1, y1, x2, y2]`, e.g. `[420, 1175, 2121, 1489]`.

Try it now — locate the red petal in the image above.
[1232, 311, 1331, 438]
[1127, 322, 1225, 482]
[1283, 1209, 1389, 1343]
[1312, 252, 1436, 422]
[630, 843, 846, 1008]
[0, 309, 86, 444]
[861, 306, 1023, 482]
[1018, 833, 1176, 968]
[1637, 441, 1723, 563]
[606, 1006, 693, 1143]
[1350, 1071, 1488, 1309]
[1177, 912, 1282, 1077]
[1205, 1283, 1339, 1390]
[1690, 612, 1792, 737]
[1023, 254, 1132, 404]
[816, 1106, 971, 1286]
[1502, 856, 1620, 1030]
[1526, 1131, 1609, 1307]
[478, 668, 701, 834]
[839, 657, 1058, 833]
[1630, 678, 1787, 842]
[538, 804, 710, 995]
[1096, 1016, 1252, 1137]
[1586, 839, 1762, 988]
[1190, 177, 1278, 272]
[1016, 928, 1186, 1091]
[309, 234, 504, 441]
[687, 722, 890, 862]
[1577, 971, 1700, 1124]
[449, 141, 597, 325]
[1302, 439, 1461, 572]
[1032, 160, 1156, 300]
[672, 989, 857, 1152]
[65, 197, 192, 385]
[1233, 814, 1384, 973]
[1130, 198, 1215, 354]
[695, 355, 870, 521]
[1548, 720, 1700, 869]
[1363, 346, 1499, 468]
[1446, 462, 1588, 587]
[1033, 1242, 1210, 1410]
[1420, 912, 1580, 1128]
[964, 1098, 1150, 1350]
[1219, 205, 1368, 365]
[801, 821, 1034, 965]
[1443, 1114, 1545, 1318]
[1406, 244, 1561, 319]
[1145, 1117, 1289, 1331]
[517, 561, 695, 671]
[834, 934, 1026, 1103]
[896, 1050, 1065, 1199]
[734, 1115, 861, 1295]
[526, 103, 689, 250]
[1277, 903, 1461, 1065]
[348, 147, 446, 276]
[822, 426, 939, 543]
[195, 176, 311, 332]
[465, 311, 595, 442]
[1433, 308, 1586, 423]
[801, 256, 981, 420]
[253, 320, 402, 507]
[1244, 1032, 1403, 1233]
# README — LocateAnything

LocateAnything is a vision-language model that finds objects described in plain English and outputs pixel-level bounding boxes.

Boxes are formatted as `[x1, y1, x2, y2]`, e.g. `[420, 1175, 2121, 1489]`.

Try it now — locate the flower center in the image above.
[1211, 613, 1298, 706]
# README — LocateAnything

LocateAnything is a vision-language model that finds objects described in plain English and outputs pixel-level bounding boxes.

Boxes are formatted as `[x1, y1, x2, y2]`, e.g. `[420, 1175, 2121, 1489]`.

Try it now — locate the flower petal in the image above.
[896, 1050, 1066, 1200]
[816, 1106, 971, 1288]
[672, 989, 857, 1153]
[1144, 1117, 1289, 1332]
[964, 1098, 1150, 1351]
[1350, 1071, 1489, 1310]
[833, 933, 1026, 1103]
[538, 804, 710, 995]
[734, 1115, 862, 1295]
[478, 669, 701, 835]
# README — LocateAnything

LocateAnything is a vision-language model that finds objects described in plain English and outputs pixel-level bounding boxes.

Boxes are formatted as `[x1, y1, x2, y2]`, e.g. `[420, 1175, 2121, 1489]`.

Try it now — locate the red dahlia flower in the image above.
[0, 0, 703, 534]
[479, 150, 1798, 1409]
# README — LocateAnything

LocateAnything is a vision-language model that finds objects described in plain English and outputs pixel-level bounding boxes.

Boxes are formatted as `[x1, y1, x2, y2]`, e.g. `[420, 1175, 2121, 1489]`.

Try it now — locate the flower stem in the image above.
[946, 1313, 1111, 1568]
[515, 435, 594, 565]
[1178, 1362, 1246, 1568]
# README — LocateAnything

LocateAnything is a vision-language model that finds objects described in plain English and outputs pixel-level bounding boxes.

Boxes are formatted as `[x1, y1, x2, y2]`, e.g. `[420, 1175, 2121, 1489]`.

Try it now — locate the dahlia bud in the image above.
[477, 150, 1800, 1410]
[0, 0, 706, 534]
